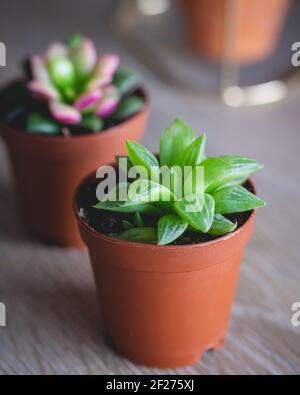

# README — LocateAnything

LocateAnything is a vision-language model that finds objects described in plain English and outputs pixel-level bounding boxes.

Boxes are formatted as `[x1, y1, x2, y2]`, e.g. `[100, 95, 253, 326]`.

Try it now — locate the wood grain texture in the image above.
[0, 0, 300, 375]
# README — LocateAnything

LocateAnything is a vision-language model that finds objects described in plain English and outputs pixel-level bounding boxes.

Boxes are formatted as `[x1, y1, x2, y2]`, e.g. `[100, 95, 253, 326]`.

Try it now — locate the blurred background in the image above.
[0, 0, 299, 375]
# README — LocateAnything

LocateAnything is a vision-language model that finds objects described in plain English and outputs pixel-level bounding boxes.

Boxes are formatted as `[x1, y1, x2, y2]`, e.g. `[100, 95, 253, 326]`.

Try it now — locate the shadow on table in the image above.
[8, 276, 107, 349]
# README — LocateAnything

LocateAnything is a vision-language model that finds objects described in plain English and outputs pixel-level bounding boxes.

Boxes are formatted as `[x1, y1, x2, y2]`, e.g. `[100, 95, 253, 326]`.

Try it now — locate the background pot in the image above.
[74, 174, 257, 368]
[182, 0, 291, 64]
[1, 93, 149, 248]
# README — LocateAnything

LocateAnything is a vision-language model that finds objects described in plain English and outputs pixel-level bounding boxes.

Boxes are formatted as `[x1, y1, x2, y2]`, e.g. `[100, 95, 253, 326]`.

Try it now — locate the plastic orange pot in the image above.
[1, 91, 149, 248]
[74, 172, 257, 368]
[182, 0, 291, 64]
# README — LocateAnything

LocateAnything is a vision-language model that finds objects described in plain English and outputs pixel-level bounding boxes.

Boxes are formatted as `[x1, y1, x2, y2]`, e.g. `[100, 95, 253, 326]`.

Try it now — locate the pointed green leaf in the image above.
[69, 38, 97, 78]
[212, 185, 266, 214]
[212, 177, 248, 192]
[160, 118, 195, 166]
[158, 214, 188, 245]
[113, 96, 145, 121]
[111, 227, 157, 244]
[80, 114, 103, 132]
[126, 140, 159, 177]
[94, 200, 161, 215]
[202, 156, 263, 193]
[208, 213, 237, 235]
[95, 181, 164, 214]
[178, 134, 206, 167]
[113, 68, 140, 95]
[67, 34, 84, 48]
[122, 220, 134, 230]
[48, 56, 76, 89]
[27, 113, 60, 134]
[133, 212, 144, 227]
[128, 179, 174, 205]
[174, 193, 215, 233]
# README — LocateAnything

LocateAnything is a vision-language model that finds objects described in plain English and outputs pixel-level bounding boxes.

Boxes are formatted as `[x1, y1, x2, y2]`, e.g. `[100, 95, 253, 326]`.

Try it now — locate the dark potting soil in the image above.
[76, 177, 253, 245]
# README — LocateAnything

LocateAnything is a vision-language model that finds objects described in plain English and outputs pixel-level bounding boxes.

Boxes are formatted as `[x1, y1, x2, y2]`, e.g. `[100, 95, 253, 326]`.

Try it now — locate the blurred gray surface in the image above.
[0, 0, 299, 375]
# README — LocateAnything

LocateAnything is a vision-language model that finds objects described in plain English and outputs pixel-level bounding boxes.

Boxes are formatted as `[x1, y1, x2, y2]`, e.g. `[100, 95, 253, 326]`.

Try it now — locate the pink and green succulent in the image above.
[0, 35, 145, 135]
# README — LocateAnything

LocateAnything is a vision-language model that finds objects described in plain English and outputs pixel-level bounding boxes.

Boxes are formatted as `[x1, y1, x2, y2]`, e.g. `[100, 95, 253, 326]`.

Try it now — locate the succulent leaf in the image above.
[67, 34, 85, 49]
[126, 140, 159, 178]
[95, 54, 120, 78]
[27, 113, 60, 135]
[111, 96, 144, 121]
[158, 215, 188, 245]
[88, 54, 120, 90]
[111, 227, 157, 244]
[113, 68, 140, 95]
[212, 185, 266, 214]
[128, 179, 174, 205]
[27, 80, 60, 100]
[94, 85, 119, 118]
[178, 134, 206, 167]
[174, 193, 215, 233]
[122, 220, 135, 230]
[45, 42, 68, 60]
[49, 101, 81, 125]
[70, 38, 97, 78]
[48, 56, 76, 90]
[203, 156, 263, 193]
[160, 118, 195, 167]
[80, 114, 103, 132]
[30, 55, 50, 83]
[94, 200, 161, 215]
[75, 89, 103, 111]
[133, 212, 144, 227]
[208, 214, 237, 236]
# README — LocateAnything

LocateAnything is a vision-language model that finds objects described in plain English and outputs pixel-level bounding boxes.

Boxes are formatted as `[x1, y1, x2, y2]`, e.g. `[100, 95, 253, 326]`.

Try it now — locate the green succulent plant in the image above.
[94, 118, 266, 245]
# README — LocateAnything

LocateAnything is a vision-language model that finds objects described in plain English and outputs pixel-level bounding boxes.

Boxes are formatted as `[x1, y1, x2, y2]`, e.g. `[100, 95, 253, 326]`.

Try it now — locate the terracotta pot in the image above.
[74, 172, 257, 368]
[1, 91, 149, 248]
[182, 0, 291, 64]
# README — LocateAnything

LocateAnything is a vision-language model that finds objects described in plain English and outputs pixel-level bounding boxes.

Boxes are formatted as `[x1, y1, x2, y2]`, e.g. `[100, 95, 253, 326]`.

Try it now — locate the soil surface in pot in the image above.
[76, 177, 254, 245]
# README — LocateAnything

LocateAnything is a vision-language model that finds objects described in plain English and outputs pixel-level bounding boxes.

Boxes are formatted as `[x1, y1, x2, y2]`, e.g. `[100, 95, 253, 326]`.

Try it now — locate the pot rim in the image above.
[73, 167, 257, 251]
[0, 86, 149, 143]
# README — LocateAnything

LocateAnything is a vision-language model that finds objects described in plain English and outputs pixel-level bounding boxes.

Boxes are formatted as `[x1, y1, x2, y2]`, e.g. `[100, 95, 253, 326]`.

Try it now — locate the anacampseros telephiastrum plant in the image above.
[93, 118, 266, 245]
[0, 34, 145, 135]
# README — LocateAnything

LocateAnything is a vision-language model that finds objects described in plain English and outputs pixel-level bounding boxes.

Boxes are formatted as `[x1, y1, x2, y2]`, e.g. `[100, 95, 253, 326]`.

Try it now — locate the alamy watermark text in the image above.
[291, 302, 300, 327]
[291, 42, 300, 67]
[0, 302, 6, 327]
[0, 41, 6, 67]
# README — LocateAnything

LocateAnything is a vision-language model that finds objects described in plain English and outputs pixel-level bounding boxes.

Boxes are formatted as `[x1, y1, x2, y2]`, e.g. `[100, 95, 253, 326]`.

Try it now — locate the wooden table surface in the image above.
[0, 0, 299, 375]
